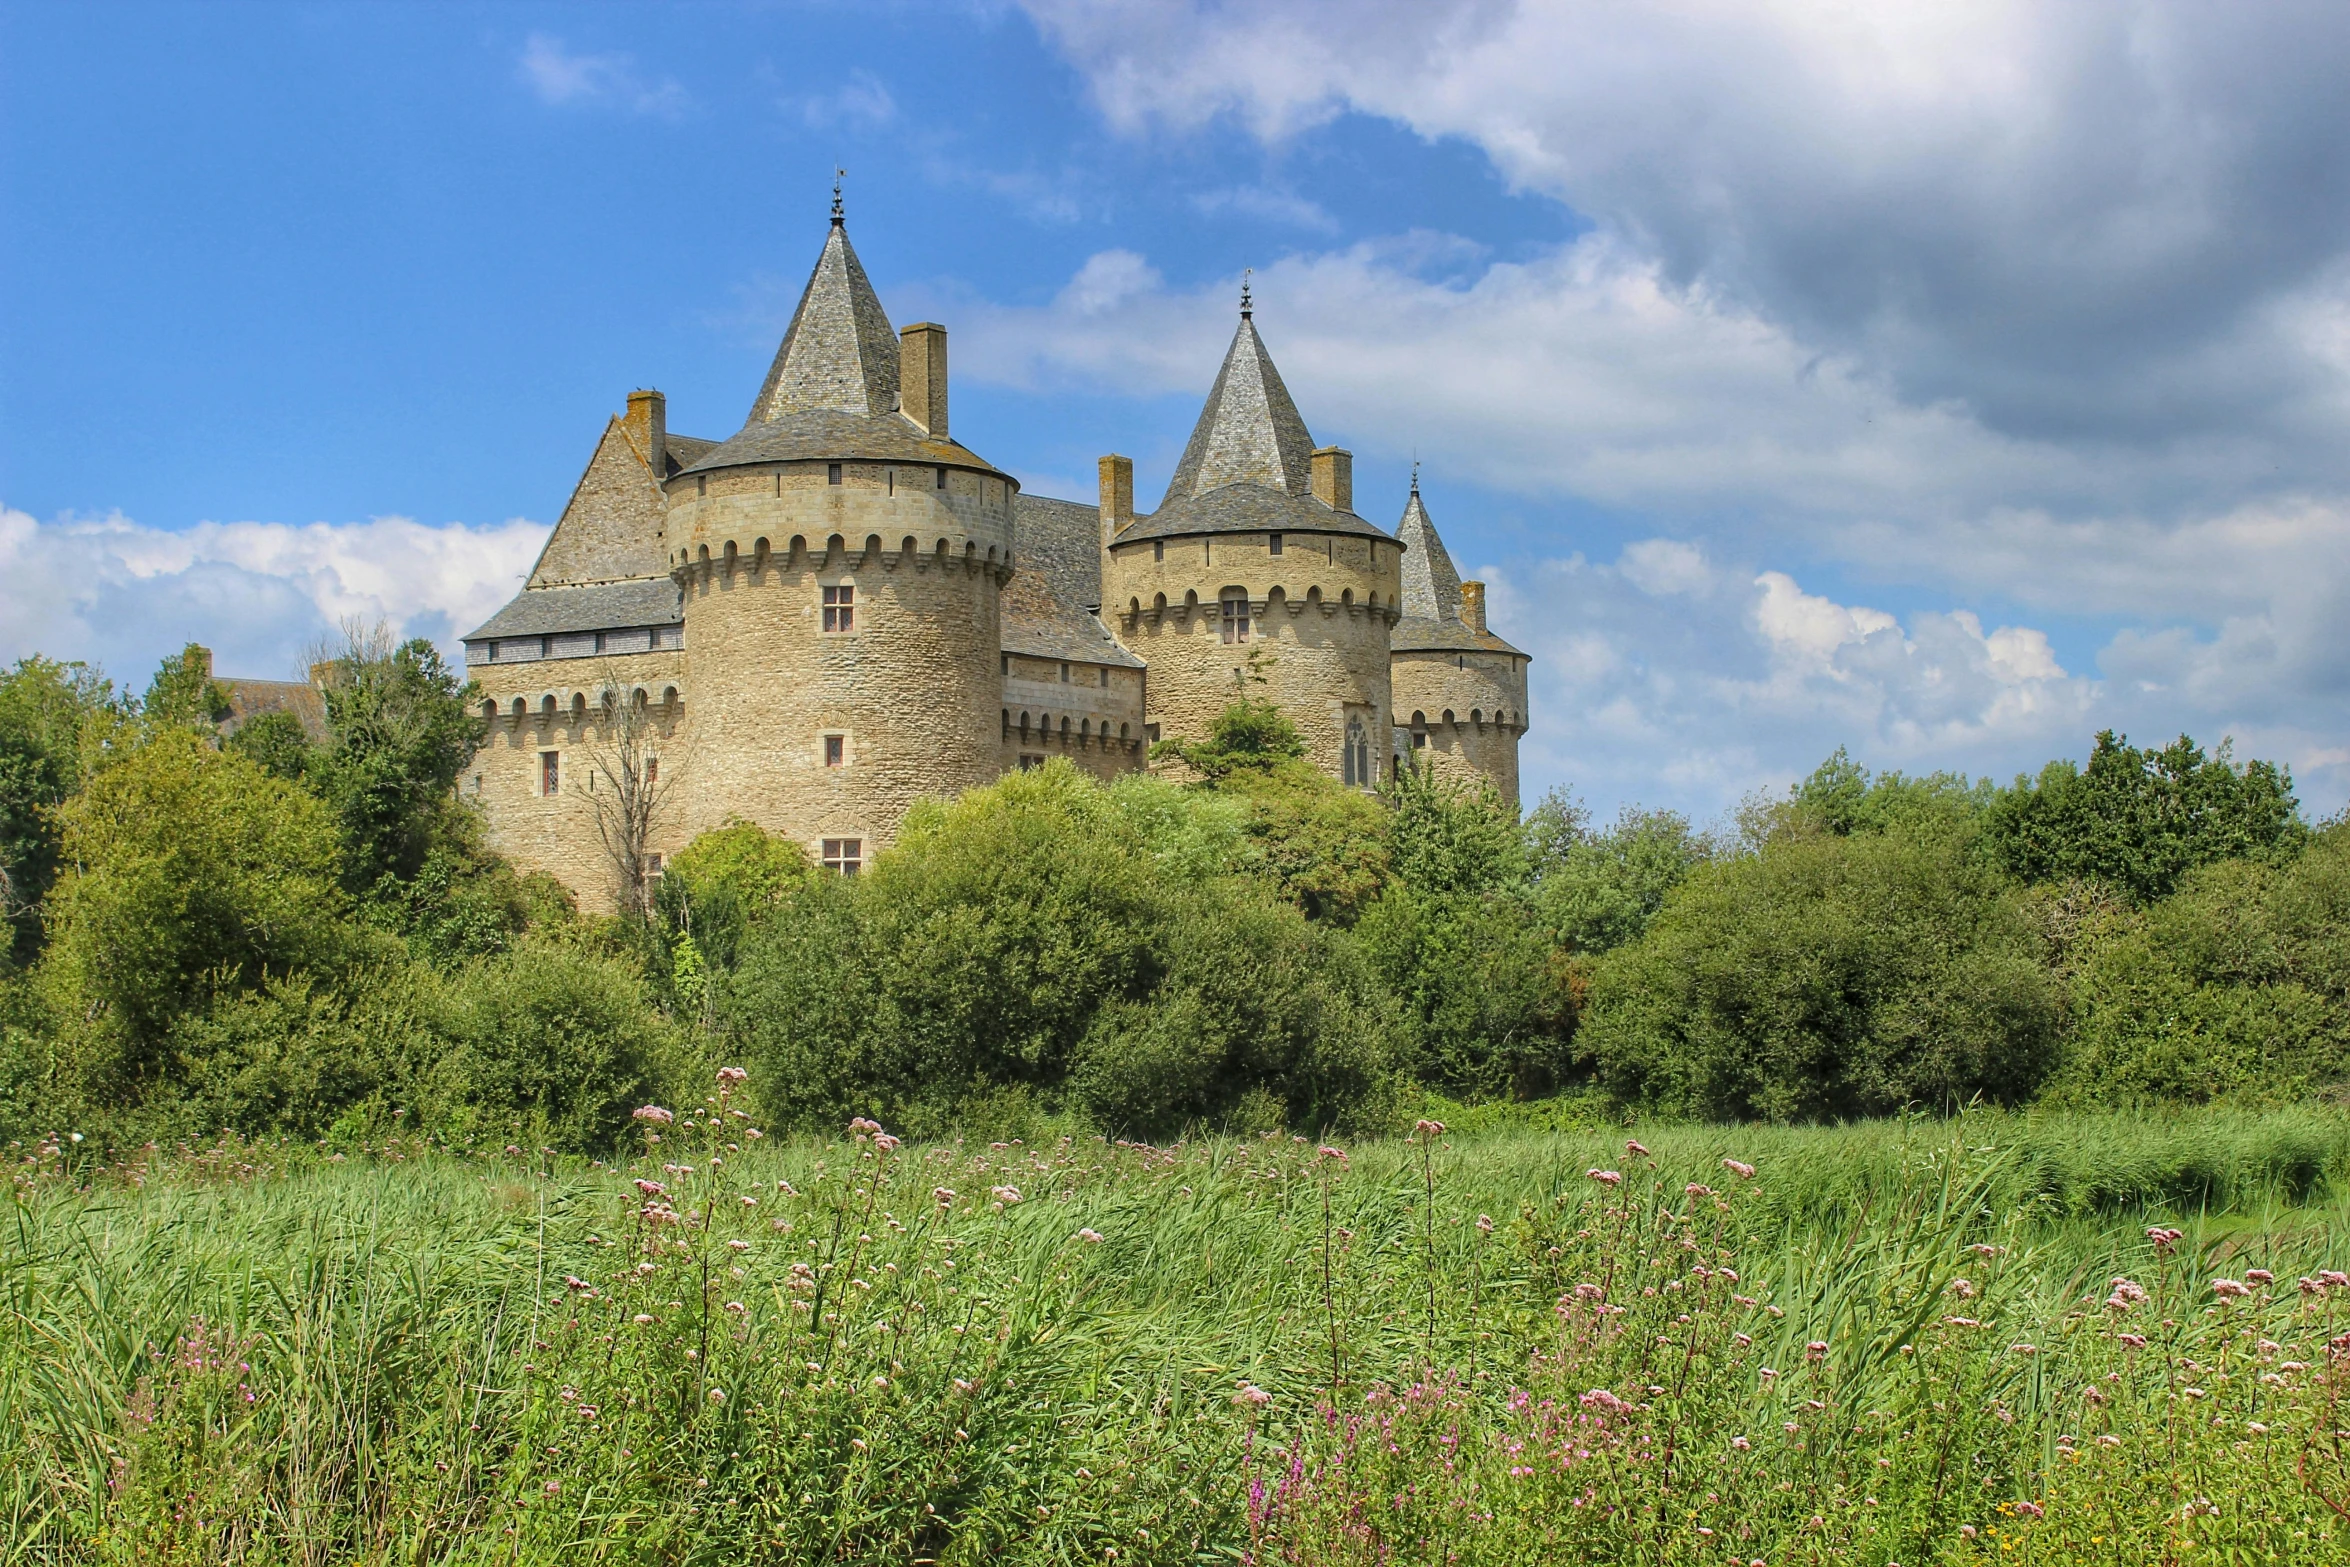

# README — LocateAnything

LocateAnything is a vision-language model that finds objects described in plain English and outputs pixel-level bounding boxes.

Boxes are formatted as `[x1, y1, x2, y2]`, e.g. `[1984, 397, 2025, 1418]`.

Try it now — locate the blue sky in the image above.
[7, 0, 2350, 822]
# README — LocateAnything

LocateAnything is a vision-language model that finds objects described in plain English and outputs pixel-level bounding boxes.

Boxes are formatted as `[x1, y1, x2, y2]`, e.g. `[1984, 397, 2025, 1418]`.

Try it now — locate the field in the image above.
[6, 1102, 2350, 1565]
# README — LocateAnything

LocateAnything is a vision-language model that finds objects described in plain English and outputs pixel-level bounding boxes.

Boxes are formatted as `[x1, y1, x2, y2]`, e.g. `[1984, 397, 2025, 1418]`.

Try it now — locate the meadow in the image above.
[6, 1099, 2350, 1565]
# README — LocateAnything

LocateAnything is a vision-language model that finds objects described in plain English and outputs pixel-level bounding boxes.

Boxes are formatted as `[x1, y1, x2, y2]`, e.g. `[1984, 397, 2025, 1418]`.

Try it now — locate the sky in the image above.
[4, 0, 2348, 824]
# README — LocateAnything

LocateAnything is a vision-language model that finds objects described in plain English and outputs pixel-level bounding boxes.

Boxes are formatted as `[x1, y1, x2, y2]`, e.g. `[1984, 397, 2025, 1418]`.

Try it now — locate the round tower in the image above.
[663, 212, 1016, 863]
[1103, 297, 1401, 785]
[1388, 477, 1531, 805]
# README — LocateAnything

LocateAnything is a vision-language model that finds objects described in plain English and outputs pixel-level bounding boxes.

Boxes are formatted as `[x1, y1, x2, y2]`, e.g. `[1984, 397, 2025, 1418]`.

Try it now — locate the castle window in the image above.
[1099, 667, 1109, 688]
[645, 757, 658, 789]
[540, 751, 559, 797]
[822, 838, 862, 876]
[828, 463, 843, 486]
[1219, 589, 1250, 645]
[936, 466, 947, 490]
[697, 476, 707, 496]
[1409, 712, 1428, 750]
[824, 734, 844, 768]
[1018, 754, 1045, 771]
[1343, 717, 1371, 788]
[1059, 661, 1070, 683]
[1153, 540, 1164, 563]
[1270, 533, 1284, 556]
[822, 584, 855, 632]
[472, 773, 483, 795]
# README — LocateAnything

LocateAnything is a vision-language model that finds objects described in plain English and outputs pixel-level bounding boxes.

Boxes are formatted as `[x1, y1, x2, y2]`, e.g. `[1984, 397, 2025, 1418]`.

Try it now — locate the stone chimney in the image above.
[193, 645, 215, 679]
[1309, 446, 1353, 513]
[1098, 454, 1134, 543]
[899, 323, 948, 436]
[1460, 580, 1487, 633]
[625, 389, 667, 475]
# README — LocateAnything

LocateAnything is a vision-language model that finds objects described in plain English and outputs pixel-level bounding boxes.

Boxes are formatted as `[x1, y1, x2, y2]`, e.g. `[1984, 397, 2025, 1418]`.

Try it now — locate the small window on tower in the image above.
[1018, 754, 1046, 771]
[1270, 532, 1284, 556]
[822, 838, 862, 876]
[644, 757, 658, 790]
[1153, 540, 1164, 563]
[822, 584, 855, 632]
[828, 463, 843, 486]
[540, 751, 559, 797]
[1220, 590, 1251, 645]
[1099, 667, 1109, 688]
[1059, 661, 1070, 683]
[824, 734, 844, 768]
[936, 466, 948, 490]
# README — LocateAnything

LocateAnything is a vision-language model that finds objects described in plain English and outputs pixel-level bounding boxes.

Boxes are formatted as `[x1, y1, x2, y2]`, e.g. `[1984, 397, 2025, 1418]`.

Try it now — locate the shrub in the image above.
[655, 818, 814, 973]
[1579, 828, 2061, 1119]
[0, 656, 121, 965]
[1527, 796, 1714, 956]
[1355, 882, 1571, 1100]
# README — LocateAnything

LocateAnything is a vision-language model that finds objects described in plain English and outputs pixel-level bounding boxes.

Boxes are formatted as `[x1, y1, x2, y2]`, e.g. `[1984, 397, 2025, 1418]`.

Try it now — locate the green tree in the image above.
[310, 628, 486, 893]
[1579, 828, 2060, 1120]
[223, 710, 315, 781]
[1983, 730, 2303, 902]
[1528, 793, 1715, 956]
[656, 818, 815, 972]
[39, 729, 351, 1105]
[139, 643, 231, 730]
[1385, 760, 1526, 897]
[0, 657, 122, 964]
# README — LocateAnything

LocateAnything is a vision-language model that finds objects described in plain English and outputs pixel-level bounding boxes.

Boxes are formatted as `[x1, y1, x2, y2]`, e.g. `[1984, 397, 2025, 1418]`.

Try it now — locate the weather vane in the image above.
[1239, 267, 1253, 319]
[831, 167, 846, 226]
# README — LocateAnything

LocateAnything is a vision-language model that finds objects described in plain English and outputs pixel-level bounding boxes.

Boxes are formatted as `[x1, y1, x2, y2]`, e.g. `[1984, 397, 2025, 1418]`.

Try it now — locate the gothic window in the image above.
[822, 838, 862, 876]
[1220, 590, 1251, 645]
[1409, 712, 1428, 750]
[1343, 717, 1370, 787]
[822, 584, 855, 633]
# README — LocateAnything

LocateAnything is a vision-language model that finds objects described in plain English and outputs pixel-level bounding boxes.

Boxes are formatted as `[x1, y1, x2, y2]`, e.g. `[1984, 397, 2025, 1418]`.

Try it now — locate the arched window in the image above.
[1220, 589, 1251, 645]
[1343, 716, 1370, 788]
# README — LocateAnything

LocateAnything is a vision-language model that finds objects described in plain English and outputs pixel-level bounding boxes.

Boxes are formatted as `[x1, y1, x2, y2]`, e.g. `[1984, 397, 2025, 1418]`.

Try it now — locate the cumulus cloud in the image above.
[518, 33, 688, 116]
[0, 505, 545, 687]
[792, 69, 896, 131]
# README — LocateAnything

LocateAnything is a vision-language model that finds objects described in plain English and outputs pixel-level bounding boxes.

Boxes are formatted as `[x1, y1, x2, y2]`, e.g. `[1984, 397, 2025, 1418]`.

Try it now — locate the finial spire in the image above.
[1239, 267, 1253, 319]
[1410, 458, 1421, 494]
[830, 166, 846, 227]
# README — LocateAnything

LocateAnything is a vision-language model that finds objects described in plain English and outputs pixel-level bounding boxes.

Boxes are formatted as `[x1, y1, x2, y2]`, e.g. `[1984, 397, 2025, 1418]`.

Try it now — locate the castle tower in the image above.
[1388, 475, 1530, 804]
[659, 208, 1019, 864]
[1102, 292, 1401, 785]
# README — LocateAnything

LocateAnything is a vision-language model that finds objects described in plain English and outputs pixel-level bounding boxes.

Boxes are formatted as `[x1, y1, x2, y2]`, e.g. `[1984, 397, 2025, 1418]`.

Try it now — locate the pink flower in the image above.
[544, 1481, 560, 1498]
[2212, 1278, 2253, 1299]
[708, 1387, 726, 1403]
[1685, 1183, 1713, 1197]
[1413, 1119, 1446, 1138]
[990, 1185, 1022, 1205]
[724, 1301, 746, 1315]
[634, 1179, 666, 1197]
[2147, 1226, 2183, 1251]
[872, 1132, 901, 1153]
[2245, 1268, 2274, 1285]
[2118, 1332, 2148, 1349]
[2322, 1270, 2350, 1287]
[2010, 1344, 2038, 1357]
[717, 1066, 747, 1085]
[2015, 1501, 2044, 1519]
[1587, 1169, 1623, 1187]
[1237, 1384, 1273, 1407]
[848, 1117, 881, 1136]
[1723, 1158, 1756, 1180]
[1475, 1214, 1494, 1234]
[933, 1187, 956, 1206]
[632, 1106, 673, 1125]
[1805, 1341, 1828, 1361]
[1625, 1140, 1650, 1158]
[1317, 1144, 1348, 1162]
[1730, 1435, 1751, 1450]
[1077, 1228, 1104, 1244]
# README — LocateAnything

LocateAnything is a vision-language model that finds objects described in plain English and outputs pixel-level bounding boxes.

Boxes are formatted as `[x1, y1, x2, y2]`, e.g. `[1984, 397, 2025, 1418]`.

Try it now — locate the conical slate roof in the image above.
[1388, 480, 1526, 656]
[683, 221, 1009, 479]
[1118, 310, 1392, 543]
[748, 222, 901, 422]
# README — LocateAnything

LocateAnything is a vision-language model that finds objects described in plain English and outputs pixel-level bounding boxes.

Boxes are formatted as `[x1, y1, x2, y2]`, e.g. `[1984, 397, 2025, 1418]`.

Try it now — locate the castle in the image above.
[461, 209, 1529, 906]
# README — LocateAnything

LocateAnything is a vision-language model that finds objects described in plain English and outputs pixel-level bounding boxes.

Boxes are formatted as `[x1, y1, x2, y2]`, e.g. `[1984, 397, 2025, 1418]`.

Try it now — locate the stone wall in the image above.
[1390, 648, 1530, 806]
[528, 415, 672, 588]
[1106, 528, 1400, 782]
[1001, 655, 1147, 781]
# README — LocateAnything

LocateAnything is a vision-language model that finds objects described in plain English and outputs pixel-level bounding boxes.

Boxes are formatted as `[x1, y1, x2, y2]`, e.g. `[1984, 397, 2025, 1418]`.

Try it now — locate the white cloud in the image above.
[518, 33, 687, 116]
[1617, 538, 1710, 598]
[1190, 185, 1339, 232]
[0, 505, 546, 687]
[792, 70, 896, 131]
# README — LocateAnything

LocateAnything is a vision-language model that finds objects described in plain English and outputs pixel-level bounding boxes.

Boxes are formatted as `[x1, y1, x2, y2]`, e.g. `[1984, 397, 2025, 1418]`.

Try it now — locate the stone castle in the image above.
[461, 209, 1529, 905]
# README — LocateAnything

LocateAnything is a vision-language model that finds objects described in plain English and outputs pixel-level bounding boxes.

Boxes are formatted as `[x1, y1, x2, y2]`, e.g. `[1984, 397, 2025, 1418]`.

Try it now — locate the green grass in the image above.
[5, 1104, 2350, 1564]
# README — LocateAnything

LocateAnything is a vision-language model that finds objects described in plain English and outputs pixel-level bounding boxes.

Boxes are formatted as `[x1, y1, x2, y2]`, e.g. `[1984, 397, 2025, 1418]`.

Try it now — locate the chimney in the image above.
[1460, 580, 1487, 633]
[626, 389, 667, 476]
[1098, 454, 1134, 543]
[194, 645, 215, 679]
[1309, 446, 1353, 513]
[899, 323, 948, 436]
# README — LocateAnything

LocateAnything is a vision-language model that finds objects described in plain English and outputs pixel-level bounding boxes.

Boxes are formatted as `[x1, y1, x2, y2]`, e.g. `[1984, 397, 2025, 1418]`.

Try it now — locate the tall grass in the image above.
[4, 1104, 2348, 1563]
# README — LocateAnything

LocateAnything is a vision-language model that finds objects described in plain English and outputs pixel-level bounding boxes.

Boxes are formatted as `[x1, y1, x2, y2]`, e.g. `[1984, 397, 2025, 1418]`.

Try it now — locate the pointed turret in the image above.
[1160, 314, 1318, 505]
[1387, 473, 1530, 805]
[1395, 475, 1466, 624]
[746, 222, 902, 423]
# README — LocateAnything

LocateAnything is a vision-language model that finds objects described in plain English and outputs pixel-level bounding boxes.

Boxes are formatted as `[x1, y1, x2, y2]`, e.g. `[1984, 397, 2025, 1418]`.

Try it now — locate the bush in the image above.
[1356, 882, 1571, 1100]
[1527, 796, 1714, 957]
[1579, 828, 2061, 1120]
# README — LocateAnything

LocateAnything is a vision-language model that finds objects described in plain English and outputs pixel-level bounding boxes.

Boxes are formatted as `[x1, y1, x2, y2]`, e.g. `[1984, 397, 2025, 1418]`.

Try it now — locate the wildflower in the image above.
[2247, 1421, 2269, 1435]
[1944, 1316, 1980, 1329]
[849, 1117, 881, 1135]
[2246, 1268, 2274, 1285]
[1077, 1228, 1104, 1244]
[2096, 1434, 2121, 1448]
[544, 1481, 560, 1497]
[873, 1375, 889, 1388]
[1960, 1525, 1977, 1539]
[1734, 1332, 1752, 1347]
[1577, 1389, 1632, 1414]
[1587, 1169, 1623, 1187]
[2211, 1278, 2253, 1299]
[1317, 1145, 1348, 1162]
[1625, 1139, 1649, 1158]
[933, 1187, 955, 1206]
[2015, 1501, 2044, 1519]
[2106, 1278, 2148, 1311]
[1805, 1341, 1828, 1361]
[990, 1185, 1022, 1205]
[873, 1133, 901, 1153]
[953, 1377, 974, 1393]
[1685, 1183, 1713, 1197]
[724, 1301, 746, 1315]
[717, 1066, 748, 1085]
[2119, 1333, 2148, 1349]
[1970, 1244, 2005, 1258]
[564, 1275, 592, 1292]
[633, 1106, 674, 1125]
[2323, 1270, 2350, 1288]
[1758, 1368, 1777, 1381]
[708, 1388, 726, 1403]
[1475, 1214, 1494, 1234]
[2010, 1344, 2038, 1357]
[633, 1313, 654, 1325]
[1413, 1119, 1446, 1138]
[1237, 1384, 1273, 1407]
[1950, 1278, 1978, 1299]
[2148, 1226, 2183, 1251]
[1731, 1436, 1751, 1450]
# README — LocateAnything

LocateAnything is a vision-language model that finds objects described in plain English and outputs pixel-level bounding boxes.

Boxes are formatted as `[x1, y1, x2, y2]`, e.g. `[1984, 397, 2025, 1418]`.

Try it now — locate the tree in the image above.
[580, 665, 684, 919]
[0, 658, 122, 964]
[140, 643, 231, 730]
[655, 818, 813, 973]
[1983, 730, 2303, 902]
[39, 729, 351, 1102]
[1385, 759, 1526, 897]
[224, 710, 315, 780]
[1528, 793, 1715, 956]
[308, 624, 486, 894]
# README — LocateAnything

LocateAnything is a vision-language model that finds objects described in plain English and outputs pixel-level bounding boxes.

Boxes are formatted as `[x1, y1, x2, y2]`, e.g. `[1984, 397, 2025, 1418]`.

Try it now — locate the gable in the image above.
[527, 417, 673, 588]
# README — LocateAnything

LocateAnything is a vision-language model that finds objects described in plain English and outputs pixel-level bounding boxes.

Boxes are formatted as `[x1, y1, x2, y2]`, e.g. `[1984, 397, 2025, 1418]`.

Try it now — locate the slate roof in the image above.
[1115, 313, 1392, 544]
[681, 409, 1009, 479]
[660, 433, 717, 478]
[1003, 495, 1143, 667]
[222, 678, 326, 741]
[463, 578, 683, 643]
[1387, 482, 1525, 657]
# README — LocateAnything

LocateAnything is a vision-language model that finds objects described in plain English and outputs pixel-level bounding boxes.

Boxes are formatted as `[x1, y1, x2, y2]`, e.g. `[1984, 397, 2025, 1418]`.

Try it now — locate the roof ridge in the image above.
[746, 224, 900, 424]
[1159, 314, 1316, 508]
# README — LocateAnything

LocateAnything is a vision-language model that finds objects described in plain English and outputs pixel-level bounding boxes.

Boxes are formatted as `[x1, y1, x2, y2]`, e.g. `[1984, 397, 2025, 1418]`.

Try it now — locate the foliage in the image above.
[1383, 759, 1525, 896]
[1984, 728, 2304, 902]
[1355, 880, 1570, 1099]
[1527, 792, 1715, 956]
[138, 641, 231, 729]
[655, 817, 814, 973]
[1770, 745, 1995, 842]
[0, 656, 121, 964]
[1149, 690, 1305, 778]
[1580, 827, 2062, 1119]
[222, 709, 314, 780]
[310, 629, 486, 893]
[4, 1109, 2345, 1563]
[39, 729, 353, 1109]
